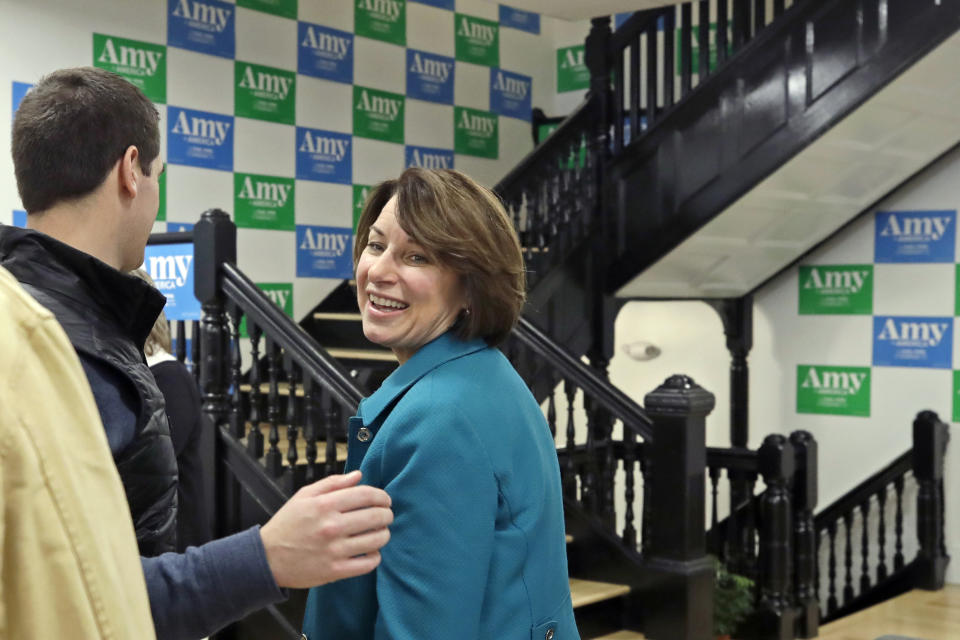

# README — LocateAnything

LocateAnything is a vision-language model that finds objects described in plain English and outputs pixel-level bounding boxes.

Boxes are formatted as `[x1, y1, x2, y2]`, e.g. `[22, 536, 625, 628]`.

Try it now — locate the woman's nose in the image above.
[367, 251, 397, 283]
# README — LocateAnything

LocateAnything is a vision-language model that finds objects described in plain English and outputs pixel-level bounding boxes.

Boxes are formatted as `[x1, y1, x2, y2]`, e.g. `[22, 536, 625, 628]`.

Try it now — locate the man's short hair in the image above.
[12, 67, 160, 213]
[355, 168, 527, 347]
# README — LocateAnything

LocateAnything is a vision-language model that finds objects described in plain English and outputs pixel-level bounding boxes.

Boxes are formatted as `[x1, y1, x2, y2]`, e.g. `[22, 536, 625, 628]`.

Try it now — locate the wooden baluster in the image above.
[325, 397, 340, 476]
[754, 0, 766, 34]
[613, 50, 625, 154]
[827, 521, 838, 615]
[893, 475, 905, 571]
[175, 320, 187, 362]
[939, 477, 947, 558]
[302, 379, 320, 484]
[663, 8, 676, 110]
[283, 361, 301, 494]
[582, 395, 599, 515]
[680, 3, 693, 95]
[876, 487, 888, 581]
[646, 16, 659, 126]
[246, 322, 264, 458]
[843, 512, 854, 605]
[227, 303, 244, 438]
[629, 38, 639, 145]
[546, 386, 557, 440]
[732, 0, 749, 50]
[774, 0, 785, 18]
[641, 447, 653, 555]
[622, 426, 637, 549]
[264, 339, 282, 477]
[190, 319, 201, 375]
[744, 471, 759, 574]
[716, 0, 729, 68]
[563, 380, 577, 500]
[708, 466, 722, 558]
[860, 499, 871, 593]
[698, 0, 710, 80]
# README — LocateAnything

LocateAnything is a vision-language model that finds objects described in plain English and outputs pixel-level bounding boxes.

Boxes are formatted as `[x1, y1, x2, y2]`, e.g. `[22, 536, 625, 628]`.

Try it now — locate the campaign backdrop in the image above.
[1, 0, 568, 323]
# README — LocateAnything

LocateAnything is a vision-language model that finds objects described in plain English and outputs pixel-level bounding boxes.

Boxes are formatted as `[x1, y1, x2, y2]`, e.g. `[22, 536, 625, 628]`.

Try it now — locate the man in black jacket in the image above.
[0, 67, 393, 640]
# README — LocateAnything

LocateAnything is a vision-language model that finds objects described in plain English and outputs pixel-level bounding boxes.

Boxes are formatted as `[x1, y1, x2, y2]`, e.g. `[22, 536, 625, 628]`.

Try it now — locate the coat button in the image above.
[545, 629, 554, 640]
[357, 427, 372, 442]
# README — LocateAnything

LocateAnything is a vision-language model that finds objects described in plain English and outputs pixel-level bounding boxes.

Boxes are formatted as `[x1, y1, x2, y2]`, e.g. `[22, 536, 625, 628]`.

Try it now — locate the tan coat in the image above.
[0, 265, 154, 639]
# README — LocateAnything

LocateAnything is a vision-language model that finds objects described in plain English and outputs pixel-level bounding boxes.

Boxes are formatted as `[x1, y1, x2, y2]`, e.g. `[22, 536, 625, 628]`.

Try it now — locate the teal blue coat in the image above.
[302, 332, 579, 640]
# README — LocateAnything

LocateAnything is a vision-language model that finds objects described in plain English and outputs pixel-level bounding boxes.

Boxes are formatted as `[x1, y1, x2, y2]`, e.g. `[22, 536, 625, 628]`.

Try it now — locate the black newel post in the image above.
[754, 434, 796, 640]
[790, 430, 818, 638]
[913, 410, 950, 589]
[194, 208, 237, 537]
[643, 375, 715, 640]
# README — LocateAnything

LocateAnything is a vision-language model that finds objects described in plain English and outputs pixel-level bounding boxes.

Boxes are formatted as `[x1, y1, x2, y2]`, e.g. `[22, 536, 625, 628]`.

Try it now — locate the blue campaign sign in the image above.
[168, 0, 235, 59]
[168, 106, 234, 172]
[873, 315, 952, 369]
[11, 81, 32, 118]
[405, 145, 454, 170]
[499, 5, 539, 34]
[296, 225, 354, 278]
[167, 222, 195, 233]
[298, 22, 353, 84]
[406, 49, 454, 105]
[875, 210, 955, 263]
[296, 127, 352, 184]
[143, 242, 201, 321]
[409, 0, 454, 9]
[490, 68, 532, 121]
[615, 13, 634, 29]
[12, 210, 26, 228]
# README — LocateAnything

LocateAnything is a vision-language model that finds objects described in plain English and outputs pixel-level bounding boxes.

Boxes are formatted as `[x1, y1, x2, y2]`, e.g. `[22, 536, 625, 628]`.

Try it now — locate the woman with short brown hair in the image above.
[302, 168, 579, 640]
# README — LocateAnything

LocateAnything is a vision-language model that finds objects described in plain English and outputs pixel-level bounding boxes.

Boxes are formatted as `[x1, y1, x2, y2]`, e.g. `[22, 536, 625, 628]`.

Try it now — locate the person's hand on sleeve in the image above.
[260, 470, 393, 588]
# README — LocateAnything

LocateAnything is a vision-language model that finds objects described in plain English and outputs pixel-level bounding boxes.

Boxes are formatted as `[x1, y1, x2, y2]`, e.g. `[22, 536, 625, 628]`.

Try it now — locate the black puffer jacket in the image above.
[0, 226, 178, 556]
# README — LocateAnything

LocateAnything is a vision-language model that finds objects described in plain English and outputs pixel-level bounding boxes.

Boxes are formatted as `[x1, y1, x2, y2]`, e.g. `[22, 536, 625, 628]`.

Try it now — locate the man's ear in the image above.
[119, 145, 140, 198]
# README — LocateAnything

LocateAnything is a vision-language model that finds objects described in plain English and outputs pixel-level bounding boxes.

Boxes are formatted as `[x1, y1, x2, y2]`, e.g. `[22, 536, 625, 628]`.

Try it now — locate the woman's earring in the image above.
[463, 308, 471, 316]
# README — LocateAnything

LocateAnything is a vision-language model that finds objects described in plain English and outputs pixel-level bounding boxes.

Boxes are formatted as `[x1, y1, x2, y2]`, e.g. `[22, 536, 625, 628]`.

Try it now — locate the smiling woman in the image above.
[301, 168, 581, 640]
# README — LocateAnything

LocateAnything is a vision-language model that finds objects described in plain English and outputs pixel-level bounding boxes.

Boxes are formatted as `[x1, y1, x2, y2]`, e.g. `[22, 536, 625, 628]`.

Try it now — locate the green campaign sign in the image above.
[353, 86, 404, 143]
[94, 34, 166, 103]
[454, 106, 498, 159]
[241, 282, 293, 337]
[235, 61, 296, 124]
[797, 365, 870, 417]
[234, 172, 295, 230]
[556, 44, 588, 93]
[455, 14, 498, 67]
[156, 171, 167, 222]
[953, 371, 960, 422]
[355, 0, 406, 46]
[237, 0, 297, 19]
[353, 184, 373, 232]
[798, 265, 873, 315]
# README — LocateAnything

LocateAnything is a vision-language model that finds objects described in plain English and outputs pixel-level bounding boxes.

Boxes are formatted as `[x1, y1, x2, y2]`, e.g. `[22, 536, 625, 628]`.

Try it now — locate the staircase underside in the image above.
[612, 3, 960, 299]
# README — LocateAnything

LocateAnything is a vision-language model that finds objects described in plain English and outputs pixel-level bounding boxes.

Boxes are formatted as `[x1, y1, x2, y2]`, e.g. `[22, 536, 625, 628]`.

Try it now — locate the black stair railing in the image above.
[193, 209, 365, 527]
[813, 410, 950, 624]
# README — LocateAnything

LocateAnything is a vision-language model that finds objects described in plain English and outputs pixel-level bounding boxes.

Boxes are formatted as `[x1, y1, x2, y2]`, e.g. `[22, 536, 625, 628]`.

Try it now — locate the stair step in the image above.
[327, 347, 396, 362]
[591, 631, 645, 640]
[243, 423, 348, 464]
[313, 312, 362, 321]
[569, 578, 630, 608]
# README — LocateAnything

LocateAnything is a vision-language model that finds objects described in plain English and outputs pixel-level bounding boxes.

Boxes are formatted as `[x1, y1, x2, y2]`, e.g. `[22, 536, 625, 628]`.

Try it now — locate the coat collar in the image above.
[358, 331, 488, 426]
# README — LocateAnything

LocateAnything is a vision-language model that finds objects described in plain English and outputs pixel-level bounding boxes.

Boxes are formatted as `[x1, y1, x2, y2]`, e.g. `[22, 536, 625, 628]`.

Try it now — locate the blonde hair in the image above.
[355, 168, 526, 346]
[130, 268, 172, 356]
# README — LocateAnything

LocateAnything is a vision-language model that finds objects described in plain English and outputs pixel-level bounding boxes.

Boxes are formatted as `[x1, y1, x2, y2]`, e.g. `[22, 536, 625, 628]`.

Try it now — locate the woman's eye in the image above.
[409, 254, 428, 264]
[367, 242, 384, 252]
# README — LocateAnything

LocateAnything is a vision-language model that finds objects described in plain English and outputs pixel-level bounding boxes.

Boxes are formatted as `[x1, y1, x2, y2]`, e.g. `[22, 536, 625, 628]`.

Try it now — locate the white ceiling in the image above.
[483, 1, 682, 21]
[615, 30, 960, 299]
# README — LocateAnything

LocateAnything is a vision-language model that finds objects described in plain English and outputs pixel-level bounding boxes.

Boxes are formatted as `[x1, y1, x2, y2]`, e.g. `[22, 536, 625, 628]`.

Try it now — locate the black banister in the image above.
[221, 263, 364, 409]
[513, 317, 653, 439]
[813, 451, 912, 531]
[147, 230, 193, 245]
